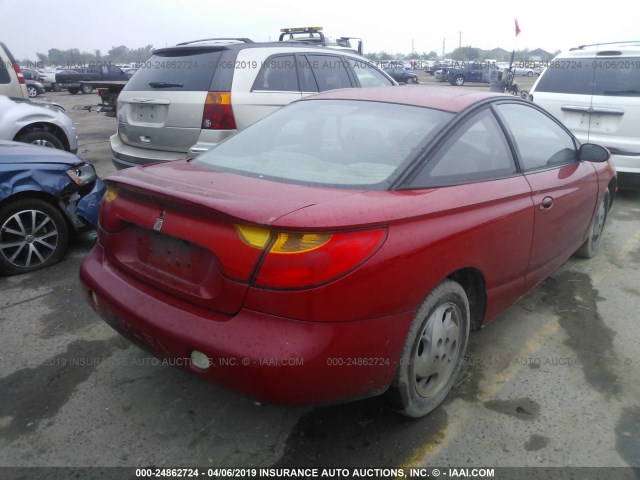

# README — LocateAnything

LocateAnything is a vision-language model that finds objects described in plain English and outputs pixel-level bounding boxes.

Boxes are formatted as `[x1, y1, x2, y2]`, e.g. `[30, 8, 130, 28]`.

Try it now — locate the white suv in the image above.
[530, 41, 640, 188]
[0, 41, 28, 98]
[111, 38, 397, 169]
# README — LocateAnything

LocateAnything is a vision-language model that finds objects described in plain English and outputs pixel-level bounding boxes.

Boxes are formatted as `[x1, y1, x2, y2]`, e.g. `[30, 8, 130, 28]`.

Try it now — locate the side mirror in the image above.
[579, 143, 610, 163]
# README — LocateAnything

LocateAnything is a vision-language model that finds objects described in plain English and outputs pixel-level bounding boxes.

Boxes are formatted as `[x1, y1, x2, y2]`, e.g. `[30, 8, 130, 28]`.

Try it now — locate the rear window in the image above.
[535, 57, 640, 96]
[192, 99, 453, 189]
[124, 50, 224, 92]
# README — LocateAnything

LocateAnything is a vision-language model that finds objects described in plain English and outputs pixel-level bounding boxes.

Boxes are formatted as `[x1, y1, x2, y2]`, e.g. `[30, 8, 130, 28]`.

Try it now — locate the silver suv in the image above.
[0, 41, 28, 98]
[111, 37, 396, 169]
[530, 41, 640, 188]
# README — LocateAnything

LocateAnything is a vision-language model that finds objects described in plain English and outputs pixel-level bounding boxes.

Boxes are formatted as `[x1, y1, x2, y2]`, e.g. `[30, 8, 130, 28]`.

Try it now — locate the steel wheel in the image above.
[413, 302, 463, 397]
[575, 189, 610, 258]
[0, 199, 69, 275]
[391, 279, 470, 417]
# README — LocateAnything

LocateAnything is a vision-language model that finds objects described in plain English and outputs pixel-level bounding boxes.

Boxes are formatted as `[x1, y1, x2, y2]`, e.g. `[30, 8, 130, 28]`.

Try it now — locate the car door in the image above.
[404, 107, 534, 320]
[493, 102, 599, 291]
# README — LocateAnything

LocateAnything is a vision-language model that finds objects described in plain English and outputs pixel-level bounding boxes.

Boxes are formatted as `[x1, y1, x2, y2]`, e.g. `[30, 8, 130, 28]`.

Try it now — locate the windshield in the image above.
[192, 99, 453, 189]
[535, 57, 640, 96]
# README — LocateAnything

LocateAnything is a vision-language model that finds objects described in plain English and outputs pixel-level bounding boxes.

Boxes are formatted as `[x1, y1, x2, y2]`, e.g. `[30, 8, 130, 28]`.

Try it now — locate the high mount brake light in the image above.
[236, 225, 386, 289]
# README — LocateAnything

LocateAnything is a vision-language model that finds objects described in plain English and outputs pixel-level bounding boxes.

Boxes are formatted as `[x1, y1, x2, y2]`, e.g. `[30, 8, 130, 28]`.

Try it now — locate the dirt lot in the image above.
[1, 81, 639, 479]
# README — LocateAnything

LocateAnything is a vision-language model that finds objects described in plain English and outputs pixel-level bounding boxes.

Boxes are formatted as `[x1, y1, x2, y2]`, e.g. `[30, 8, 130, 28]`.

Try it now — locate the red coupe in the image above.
[80, 87, 615, 417]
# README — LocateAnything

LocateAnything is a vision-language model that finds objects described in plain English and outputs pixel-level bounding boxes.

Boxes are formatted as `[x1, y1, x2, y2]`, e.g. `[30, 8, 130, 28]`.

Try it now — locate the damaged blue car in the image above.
[0, 140, 105, 275]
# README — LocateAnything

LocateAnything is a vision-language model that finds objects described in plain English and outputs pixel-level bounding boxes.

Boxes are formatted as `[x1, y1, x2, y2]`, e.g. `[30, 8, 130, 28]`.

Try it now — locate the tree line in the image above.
[21, 45, 155, 68]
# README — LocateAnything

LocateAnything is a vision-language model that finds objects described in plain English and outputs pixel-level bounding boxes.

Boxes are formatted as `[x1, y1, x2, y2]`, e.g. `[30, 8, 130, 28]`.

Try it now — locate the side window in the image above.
[410, 109, 517, 187]
[297, 55, 318, 93]
[0, 61, 10, 84]
[494, 103, 578, 171]
[252, 55, 299, 92]
[345, 58, 394, 87]
[305, 55, 353, 91]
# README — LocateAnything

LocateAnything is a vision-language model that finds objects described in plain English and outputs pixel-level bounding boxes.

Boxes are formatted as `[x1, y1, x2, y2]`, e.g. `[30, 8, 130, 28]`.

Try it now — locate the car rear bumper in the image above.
[79, 244, 411, 406]
[110, 133, 188, 169]
[609, 152, 640, 175]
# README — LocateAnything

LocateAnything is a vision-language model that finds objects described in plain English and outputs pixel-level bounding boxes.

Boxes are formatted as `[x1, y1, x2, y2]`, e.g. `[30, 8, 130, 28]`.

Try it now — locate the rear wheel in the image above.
[452, 75, 465, 86]
[81, 84, 93, 94]
[406, 77, 415, 84]
[0, 199, 69, 275]
[575, 189, 610, 258]
[68, 88, 79, 94]
[27, 85, 38, 97]
[390, 280, 470, 417]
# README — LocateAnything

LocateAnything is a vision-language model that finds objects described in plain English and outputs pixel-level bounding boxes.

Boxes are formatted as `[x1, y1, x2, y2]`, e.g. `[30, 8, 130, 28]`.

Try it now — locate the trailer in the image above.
[74, 80, 127, 117]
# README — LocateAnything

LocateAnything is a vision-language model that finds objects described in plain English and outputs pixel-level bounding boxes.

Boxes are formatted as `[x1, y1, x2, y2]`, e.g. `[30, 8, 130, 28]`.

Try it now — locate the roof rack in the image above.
[177, 38, 254, 46]
[570, 40, 640, 51]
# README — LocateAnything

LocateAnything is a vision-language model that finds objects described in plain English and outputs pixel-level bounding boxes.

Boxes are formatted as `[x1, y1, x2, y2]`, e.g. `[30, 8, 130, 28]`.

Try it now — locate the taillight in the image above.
[236, 225, 386, 289]
[12, 63, 25, 84]
[98, 187, 127, 233]
[202, 92, 236, 130]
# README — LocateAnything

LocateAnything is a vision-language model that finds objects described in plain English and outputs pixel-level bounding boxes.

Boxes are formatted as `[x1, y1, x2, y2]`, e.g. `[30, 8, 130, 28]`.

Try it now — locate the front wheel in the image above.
[390, 280, 470, 418]
[81, 84, 93, 94]
[0, 199, 69, 275]
[575, 189, 610, 258]
[527, 71, 533, 77]
[406, 77, 415, 84]
[68, 88, 79, 94]
[16, 130, 65, 150]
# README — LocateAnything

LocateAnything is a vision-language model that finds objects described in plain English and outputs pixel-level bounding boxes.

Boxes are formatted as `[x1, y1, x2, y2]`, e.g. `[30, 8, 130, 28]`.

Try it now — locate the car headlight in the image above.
[67, 163, 97, 186]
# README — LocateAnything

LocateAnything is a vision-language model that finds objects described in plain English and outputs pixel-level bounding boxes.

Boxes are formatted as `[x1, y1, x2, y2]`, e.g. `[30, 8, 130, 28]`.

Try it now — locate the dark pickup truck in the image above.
[55, 64, 128, 94]
[437, 61, 501, 86]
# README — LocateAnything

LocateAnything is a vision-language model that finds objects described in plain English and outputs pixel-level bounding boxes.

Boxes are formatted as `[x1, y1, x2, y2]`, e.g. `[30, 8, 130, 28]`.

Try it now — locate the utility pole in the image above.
[459, 31, 462, 49]
[412, 39, 415, 56]
[442, 38, 445, 58]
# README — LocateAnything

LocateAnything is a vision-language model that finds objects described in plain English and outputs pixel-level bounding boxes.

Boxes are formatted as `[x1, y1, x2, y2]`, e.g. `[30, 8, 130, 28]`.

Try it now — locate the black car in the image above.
[383, 67, 418, 84]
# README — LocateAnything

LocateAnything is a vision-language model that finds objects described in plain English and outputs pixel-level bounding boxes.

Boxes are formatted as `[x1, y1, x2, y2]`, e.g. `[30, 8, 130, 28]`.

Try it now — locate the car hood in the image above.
[0, 140, 81, 166]
[0, 95, 65, 114]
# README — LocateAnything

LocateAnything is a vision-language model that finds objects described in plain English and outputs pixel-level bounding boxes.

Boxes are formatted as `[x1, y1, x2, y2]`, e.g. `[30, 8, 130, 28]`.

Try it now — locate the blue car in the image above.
[0, 140, 105, 275]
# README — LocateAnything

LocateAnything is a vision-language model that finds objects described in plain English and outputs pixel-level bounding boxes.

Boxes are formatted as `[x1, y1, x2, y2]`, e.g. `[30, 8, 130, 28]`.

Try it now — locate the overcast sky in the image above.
[2, 0, 637, 60]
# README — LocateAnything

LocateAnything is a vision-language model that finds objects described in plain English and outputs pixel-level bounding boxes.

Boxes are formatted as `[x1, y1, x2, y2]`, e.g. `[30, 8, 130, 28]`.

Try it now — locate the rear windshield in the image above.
[192, 99, 453, 189]
[124, 50, 224, 92]
[535, 57, 640, 96]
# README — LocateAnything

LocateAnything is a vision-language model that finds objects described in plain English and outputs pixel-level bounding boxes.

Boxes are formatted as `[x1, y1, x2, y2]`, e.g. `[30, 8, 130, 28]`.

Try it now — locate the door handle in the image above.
[540, 196, 553, 210]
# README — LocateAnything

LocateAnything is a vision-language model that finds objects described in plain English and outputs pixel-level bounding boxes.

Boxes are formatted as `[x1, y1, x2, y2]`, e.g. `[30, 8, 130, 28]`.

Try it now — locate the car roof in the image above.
[564, 41, 640, 57]
[302, 86, 510, 113]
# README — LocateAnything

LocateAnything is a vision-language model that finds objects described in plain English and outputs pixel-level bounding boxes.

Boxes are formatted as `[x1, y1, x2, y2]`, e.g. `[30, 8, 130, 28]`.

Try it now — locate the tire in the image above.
[575, 189, 610, 258]
[406, 77, 415, 84]
[53, 83, 61, 92]
[81, 84, 93, 94]
[527, 71, 533, 77]
[452, 75, 465, 86]
[27, 85, 38, 97]
[390, 280, 470, 418]
[15, 130, 65, 150]
[68, 88, 80, 94]
[0, 199, 69, 275]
